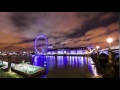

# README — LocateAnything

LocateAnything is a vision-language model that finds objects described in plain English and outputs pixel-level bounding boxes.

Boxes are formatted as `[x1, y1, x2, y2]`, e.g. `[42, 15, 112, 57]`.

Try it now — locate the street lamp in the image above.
[96, 46, 100, 49]
[106, 38, 113, 64]
[106, 38, 113, 49]
[96, 46, 100, 58]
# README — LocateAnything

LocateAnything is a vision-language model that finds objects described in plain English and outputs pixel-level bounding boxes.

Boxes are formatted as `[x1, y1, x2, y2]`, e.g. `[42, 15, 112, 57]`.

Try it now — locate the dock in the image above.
[11, 63, 45, 77]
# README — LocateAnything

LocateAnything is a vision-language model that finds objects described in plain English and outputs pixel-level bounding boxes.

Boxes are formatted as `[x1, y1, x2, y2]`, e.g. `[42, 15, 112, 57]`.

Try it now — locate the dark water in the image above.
[32, 55, 99, 78]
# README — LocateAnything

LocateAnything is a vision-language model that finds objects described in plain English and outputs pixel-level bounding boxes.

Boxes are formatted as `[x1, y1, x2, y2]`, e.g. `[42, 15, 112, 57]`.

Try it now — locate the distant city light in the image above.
[23, 51, 26, 54]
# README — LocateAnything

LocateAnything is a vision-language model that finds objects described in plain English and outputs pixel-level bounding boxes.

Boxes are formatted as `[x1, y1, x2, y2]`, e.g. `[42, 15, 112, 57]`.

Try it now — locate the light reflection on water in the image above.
[32, 55, 98, 78]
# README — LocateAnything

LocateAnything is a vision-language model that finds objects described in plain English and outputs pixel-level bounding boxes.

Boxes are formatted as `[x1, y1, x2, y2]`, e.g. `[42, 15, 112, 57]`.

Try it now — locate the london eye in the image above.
[34, 34, 48, 55]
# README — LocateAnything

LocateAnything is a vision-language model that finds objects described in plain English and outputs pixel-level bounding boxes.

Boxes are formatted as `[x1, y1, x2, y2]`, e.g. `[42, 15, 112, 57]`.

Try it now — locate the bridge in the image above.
[90, 45, 119, 55]
[98, 45, 119, 55]
[91, 45, 119, 66]
[98, 45, 119, 58]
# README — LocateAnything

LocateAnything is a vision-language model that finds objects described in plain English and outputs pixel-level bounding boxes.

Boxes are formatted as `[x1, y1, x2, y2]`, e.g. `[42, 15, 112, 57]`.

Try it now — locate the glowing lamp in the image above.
[96, 46, 100, 49]
[106, 38, 113, 44]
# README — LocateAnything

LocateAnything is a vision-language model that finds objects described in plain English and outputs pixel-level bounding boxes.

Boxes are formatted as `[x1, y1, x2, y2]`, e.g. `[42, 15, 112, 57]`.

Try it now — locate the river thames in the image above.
[0, 55, 101, 78]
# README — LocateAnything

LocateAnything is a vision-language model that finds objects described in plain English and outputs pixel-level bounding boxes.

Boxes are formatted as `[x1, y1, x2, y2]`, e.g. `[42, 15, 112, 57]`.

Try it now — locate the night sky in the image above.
[0, 12, 119, 52]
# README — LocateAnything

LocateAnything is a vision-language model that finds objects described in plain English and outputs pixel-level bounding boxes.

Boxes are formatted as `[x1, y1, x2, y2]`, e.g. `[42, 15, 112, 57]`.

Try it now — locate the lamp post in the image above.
[8, 54, 12, 72]
[96, 46, 100, 58]
[106, 38, 113, 49]
[106, 38, 113, 64]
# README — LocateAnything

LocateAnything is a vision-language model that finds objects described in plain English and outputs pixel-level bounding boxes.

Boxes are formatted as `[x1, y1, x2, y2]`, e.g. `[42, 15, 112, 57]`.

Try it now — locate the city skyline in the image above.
[0, 12, 119, 51]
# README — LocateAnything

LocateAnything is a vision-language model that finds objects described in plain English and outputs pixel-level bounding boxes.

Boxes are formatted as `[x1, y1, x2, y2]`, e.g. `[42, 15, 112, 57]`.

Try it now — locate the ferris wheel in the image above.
[34, 34, 48, 55]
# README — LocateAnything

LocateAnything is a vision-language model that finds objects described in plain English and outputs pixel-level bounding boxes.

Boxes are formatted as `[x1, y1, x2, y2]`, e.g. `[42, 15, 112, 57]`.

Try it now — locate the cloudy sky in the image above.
[0, 12, 119, 52]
